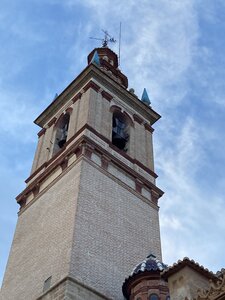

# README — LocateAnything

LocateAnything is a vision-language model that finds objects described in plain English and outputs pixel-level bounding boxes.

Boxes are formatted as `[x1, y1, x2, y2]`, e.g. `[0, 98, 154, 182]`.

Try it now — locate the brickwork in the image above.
[69, 160, 162, 300]
[1, 48, 162, 300]
[129, 278, 169, 300]
[1, 162, 82, 300]
[101, 94, 112, 140]
[31, 79, 157, 176]
[88, 88, 99, 131]
[145, 129, 154, 171]
[72, 97, 81, 136]
[76, 90, 90, 132]
[38, 122, 54, 167]
[38, 277, 110, 300]
[134, 121, 147, 166]
[31, 132, 45, 174]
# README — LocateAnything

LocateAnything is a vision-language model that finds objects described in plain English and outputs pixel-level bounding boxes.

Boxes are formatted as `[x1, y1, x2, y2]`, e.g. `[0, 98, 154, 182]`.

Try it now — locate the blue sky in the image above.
[1, 0, 225, 284]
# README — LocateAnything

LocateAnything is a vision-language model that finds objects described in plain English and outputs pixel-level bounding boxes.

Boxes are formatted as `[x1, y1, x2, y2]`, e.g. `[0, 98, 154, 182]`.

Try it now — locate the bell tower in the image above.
[1, 47, 163, 300]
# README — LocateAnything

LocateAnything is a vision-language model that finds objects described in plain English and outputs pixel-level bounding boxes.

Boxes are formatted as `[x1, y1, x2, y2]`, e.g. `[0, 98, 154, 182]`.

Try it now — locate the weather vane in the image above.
[90, 29, 116, 47]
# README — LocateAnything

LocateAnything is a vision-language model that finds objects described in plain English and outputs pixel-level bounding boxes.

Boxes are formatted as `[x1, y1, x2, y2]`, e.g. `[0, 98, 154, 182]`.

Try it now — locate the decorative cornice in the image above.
[133, 114, 144, 125]
[87, 136, 162, 196]
[36, 276, 111, 300]
[47, 117, 57, 127]
[37, 128, 46, 137]
[18, 124, 163, 210]
[84, 124, 158, 178]
[25, 124, 87, 184]
[83, 80, 100, 93]
[28, 123, 159, 184]
[135, 179, 144, 193]
[72, 92, 82, 103]
[101, 90, 113, 101]
[34, 63, 161, 128]
[151, 190, 161, 205]
[144, 123, 154, 133]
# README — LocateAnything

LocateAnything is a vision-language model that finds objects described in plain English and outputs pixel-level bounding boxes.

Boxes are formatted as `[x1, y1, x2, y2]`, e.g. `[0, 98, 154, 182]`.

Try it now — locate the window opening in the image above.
[57, 121, 69, 148]
[53, 113, 70, 155]
[149, 294, 159, 300]
[112, 112, 129, 151]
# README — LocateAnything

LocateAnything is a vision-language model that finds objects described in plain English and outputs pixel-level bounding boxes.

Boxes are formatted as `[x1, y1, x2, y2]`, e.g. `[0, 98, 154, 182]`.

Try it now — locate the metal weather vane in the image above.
[90, 29, 116, 47]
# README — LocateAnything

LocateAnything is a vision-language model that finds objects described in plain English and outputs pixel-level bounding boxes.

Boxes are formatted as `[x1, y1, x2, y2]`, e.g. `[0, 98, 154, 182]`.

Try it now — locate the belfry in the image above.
[1, 46, 164, 300]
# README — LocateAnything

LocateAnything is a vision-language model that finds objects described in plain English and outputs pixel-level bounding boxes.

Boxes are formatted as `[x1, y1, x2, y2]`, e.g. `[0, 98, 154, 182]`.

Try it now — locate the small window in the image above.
[53, 113, 70, 155]
[149, 294, 159, 300]
[112, 111, 129, 151]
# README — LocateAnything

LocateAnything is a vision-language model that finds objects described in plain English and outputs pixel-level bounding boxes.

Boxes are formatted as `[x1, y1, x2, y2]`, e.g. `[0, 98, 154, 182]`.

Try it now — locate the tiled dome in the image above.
[131, 253, 167, 275]
[122, 254, 168, 299]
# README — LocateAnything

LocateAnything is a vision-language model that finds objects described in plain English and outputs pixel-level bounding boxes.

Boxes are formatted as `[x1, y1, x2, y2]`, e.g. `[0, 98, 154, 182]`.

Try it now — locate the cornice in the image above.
[26, 123, 158, 185]
[36, 276, 111, 300]
[17, 124, 163, 210]
[34, 63, 161, 128]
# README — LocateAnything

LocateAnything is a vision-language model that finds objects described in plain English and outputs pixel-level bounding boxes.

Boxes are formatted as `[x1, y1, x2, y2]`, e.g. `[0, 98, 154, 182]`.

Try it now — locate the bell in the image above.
[58, 138, 66, 148]
[112, 133, 127, 150]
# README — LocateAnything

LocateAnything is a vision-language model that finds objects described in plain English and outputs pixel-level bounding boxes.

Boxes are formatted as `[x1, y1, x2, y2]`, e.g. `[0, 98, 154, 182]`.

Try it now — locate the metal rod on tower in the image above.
[89, 30, 116, 48]
[118, 22, 122, 66]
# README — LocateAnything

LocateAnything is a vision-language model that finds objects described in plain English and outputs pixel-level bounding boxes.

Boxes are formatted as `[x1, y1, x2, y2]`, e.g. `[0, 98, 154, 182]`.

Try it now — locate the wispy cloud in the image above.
[24, 0, 225, 272]
[0, 87, 38, 142]
[1, 0, 225, 284]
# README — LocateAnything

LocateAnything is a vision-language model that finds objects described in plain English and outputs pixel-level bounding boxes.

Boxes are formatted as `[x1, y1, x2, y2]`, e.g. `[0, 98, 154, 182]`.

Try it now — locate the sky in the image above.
[1, 0, 225, 285]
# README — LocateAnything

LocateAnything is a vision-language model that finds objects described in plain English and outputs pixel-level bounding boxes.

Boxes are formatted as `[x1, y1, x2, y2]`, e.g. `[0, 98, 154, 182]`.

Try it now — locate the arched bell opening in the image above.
[112, 111, 130, 151]
[52, 113, 70, 156]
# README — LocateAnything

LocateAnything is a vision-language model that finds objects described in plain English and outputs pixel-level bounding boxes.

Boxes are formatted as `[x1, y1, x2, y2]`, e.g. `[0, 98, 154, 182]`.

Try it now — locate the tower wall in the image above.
[70, 159, 162, 300]
[1, 48, 163, 300]
[1, 161, 82, 300]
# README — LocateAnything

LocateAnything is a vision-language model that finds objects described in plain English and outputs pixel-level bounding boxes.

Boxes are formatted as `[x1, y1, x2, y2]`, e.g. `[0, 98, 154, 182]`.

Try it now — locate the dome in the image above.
[122, 254, 168, 299]
[131, 253, 167, 275]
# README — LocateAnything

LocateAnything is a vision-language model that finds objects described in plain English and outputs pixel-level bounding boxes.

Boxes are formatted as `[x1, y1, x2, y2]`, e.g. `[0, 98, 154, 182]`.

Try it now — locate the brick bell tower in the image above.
[1, 46, 163, 300]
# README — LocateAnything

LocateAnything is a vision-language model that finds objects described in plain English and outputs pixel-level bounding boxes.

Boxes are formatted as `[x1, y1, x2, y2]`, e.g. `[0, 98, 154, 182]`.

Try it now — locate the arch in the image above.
[123, 111, 134, 127]
[109, 105, 122, 113]
[111, 110, 130, 151]
[110, 105, 134, 127]
[149, 294, 159, 300]
[52, 112, 70, 155]
[65, 107, 73, 114]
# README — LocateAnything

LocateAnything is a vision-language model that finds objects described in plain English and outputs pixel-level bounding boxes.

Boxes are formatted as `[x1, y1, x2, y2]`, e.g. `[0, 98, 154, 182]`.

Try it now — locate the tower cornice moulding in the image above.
[34, 64, 161, 128]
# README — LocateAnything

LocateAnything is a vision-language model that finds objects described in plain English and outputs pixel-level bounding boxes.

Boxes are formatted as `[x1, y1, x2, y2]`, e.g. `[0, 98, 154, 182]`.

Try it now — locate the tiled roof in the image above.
[162, 257, 217, 281]
[131, 253, 167, 276]
[122, 254, 168, 299]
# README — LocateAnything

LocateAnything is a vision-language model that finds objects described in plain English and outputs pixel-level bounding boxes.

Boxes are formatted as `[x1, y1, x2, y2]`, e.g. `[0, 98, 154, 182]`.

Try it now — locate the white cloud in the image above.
[53, 0, 225, 271]
[0, 86, 38, 143]
[1, 0, 225, 282]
